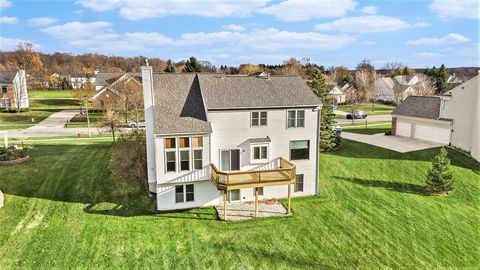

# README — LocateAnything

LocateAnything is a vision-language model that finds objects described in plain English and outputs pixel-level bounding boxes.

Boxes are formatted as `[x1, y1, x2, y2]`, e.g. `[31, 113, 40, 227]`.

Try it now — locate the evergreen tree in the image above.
[426, 147, 454, 194]
[309, 68, 339, 151]
[435, 64, 449, 94]
[183, 56, 201, 73]
[164, 59, 176, 73]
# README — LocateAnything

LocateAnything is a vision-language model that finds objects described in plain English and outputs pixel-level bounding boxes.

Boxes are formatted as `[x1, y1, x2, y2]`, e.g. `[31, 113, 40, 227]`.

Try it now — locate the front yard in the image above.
[337, 103, 395, 115]
[0, 139, 478, 268]
[340, 121, 392, 135]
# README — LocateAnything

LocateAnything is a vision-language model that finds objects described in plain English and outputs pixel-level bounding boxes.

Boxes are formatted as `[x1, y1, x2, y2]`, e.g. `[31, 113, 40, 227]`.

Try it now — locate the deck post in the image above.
[287, 184, 291, 214]
[223, 190, 227, 221]
[255, 188, 259, 218]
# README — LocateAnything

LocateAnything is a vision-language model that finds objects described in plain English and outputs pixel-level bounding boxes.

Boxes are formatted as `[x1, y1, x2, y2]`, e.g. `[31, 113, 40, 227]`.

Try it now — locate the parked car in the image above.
[346, 110, 368, 119]
[331, 104, 337, 110]
[127, 121, 146, 128]
[332, 125, 342, 134]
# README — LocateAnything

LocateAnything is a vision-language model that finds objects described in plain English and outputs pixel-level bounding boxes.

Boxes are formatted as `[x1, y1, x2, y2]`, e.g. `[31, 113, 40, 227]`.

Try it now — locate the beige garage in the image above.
[392, 96, 452, 145]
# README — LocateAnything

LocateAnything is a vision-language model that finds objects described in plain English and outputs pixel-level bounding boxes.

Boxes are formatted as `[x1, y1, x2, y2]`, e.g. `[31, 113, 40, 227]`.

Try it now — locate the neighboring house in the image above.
[95, 72, 141, 92]
[328, 82, 353, 104]
[447, 73, 475, 88]
[91, 73, 142, 110]
[375, 75, 422, 103]
[69, 74, 96, 89]
[0, 70, 29, 110]
[391, 75, 479, 161]
[141, 66, 321, 211]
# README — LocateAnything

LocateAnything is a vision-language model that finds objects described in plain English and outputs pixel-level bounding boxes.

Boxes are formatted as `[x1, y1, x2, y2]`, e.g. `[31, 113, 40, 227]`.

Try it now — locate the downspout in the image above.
[314, 105, 322, 196]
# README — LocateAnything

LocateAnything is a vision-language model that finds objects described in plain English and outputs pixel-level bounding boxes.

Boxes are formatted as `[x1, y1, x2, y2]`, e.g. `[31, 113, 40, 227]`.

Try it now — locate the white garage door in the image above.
[414, 124, 450, 144]
[396, 121, 412, 137]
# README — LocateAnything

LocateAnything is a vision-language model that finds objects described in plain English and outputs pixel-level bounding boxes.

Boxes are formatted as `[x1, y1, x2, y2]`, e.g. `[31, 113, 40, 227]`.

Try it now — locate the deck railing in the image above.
[211, 157, 296, 190]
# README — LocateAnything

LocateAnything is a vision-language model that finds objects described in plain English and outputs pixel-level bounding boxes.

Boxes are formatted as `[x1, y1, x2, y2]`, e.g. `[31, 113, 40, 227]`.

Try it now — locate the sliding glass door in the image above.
[220, 149, 240, 171]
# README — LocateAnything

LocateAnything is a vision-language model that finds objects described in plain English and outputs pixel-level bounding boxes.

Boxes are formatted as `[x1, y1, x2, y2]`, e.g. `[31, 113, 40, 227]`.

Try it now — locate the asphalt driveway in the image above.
[342, 132, 444, 153]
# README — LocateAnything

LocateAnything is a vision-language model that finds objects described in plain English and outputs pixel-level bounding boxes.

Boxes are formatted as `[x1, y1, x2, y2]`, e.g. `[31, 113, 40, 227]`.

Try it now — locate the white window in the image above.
[290, 140, 310, 160]
[287, 110, 305, 128]
[175, 184, 194, 203]
[165, 138, 176, 172]
[192, 137, 203, 170]
[251, 144, 268, 163]
[443, 100, 450, 111]
[220, 149, 240, 171]
[164, 136, 204, 173]
[295, 174, 304, 192]
[253, 187, 264, 196]
[251, 111, 267, 127]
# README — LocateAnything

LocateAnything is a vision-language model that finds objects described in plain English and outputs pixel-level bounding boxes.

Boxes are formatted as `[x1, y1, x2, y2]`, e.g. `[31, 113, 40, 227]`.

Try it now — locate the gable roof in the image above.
[150, 73, 320, 135]
[0, 71, 17, 84]
[152, 73, 211, 135]
[95, 72, 141, 87]
[392, 96, 441, 120]
[91, 73, 142, 100]
[198, 74, 320, 109]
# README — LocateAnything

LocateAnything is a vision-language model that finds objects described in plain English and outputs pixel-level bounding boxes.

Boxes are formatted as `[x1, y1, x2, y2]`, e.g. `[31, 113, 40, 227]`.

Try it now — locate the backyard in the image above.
[0, 90, 79, 130]
[0, 139, 478, 268]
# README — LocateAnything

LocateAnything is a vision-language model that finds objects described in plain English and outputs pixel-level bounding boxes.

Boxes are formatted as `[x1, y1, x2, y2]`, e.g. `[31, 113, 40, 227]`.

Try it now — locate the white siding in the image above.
[414, 123, 450, 144]
[396, 121, 412, 137]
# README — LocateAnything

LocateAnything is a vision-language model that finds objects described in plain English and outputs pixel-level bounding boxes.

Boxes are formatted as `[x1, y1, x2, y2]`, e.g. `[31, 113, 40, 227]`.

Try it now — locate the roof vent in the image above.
[256, 72, 270, 79]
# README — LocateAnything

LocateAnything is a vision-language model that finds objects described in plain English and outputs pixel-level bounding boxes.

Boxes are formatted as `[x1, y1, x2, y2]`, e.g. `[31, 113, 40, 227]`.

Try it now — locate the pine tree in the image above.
[435, 64, 449, 94]
[426, 147, 454, 194]
[309, 68, 339, 151]
[164, 59, 176, 73]
[183, 56, 202, 73]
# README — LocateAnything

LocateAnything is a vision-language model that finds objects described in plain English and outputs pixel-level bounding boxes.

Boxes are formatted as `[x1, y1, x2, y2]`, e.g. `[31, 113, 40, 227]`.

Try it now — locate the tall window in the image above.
[287, 110, 305, 128]
[175, 184, 194, 203]
[100, 100, 105, 109]
[252, 145, 268, 160]
[290, 140, 310, 160]
[1, 86, 6, 93]
[180, 150, 190, 171]
[165, 138, 176, 172]
[193, 149, 203, 170]
[295, 174, 304, 192]
[251, 111, 267, 127]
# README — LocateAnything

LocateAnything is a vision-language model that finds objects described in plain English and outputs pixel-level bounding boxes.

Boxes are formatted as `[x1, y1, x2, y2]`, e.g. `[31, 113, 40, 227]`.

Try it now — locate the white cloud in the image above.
[429, 0, 479, 19]
[315, 16, 410, 33]
[407, 33, 470, 46]
[77, 0, 269, 20]
[0, 0, 12, 8]
[28, 17, 58, 26]
[42, 21, 114, 41]
[0, 37, 41, 50]
[414, 21, 430, 27]
[0, 16, 16, 24]
[361, 5, 377, 15]
[222, 24, 246, 32]
[257, 0, 357, 21]
[124, 32, 172, 45]
[414, 52, 442, 58]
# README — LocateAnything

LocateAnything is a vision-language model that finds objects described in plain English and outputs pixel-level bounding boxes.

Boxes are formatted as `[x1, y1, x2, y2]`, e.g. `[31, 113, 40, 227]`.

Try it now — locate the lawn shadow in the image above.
[329, 139, 480, 172]
[337, 176, 427, 196]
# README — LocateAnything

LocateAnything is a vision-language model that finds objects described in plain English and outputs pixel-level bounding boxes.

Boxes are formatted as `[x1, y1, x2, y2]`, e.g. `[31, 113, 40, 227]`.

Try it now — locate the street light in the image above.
[83, 96, 91, 137]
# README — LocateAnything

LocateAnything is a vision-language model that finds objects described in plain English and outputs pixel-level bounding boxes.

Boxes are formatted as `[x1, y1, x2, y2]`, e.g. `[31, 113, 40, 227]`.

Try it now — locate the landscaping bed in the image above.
[0, 146, 30, 164]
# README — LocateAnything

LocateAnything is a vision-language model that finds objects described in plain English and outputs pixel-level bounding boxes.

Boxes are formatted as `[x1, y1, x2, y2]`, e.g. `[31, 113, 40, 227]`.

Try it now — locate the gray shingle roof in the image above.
[150, 73, 320, 135]
[0, 71, 16, 84]
[198, 74, 320, 109]
[152, 73, 211, 135]
[392, 96, 441, 120]
[95, 72, 141, 86]
[247, 137, 272, 144]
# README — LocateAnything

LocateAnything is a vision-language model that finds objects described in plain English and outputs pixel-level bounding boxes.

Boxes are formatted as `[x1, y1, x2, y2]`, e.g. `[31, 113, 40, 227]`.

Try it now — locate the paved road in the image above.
[342, 132, 443, 153]
[2, 110, 104, 138]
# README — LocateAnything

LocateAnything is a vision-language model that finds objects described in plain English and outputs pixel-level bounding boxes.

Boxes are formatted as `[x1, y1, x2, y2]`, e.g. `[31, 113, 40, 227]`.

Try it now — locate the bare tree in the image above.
[111, 76, 143, 124]
[413, 74, 436, 96]
[72, 81, 95, 114]
[355, 67, 377, 112]
[344, 87, 363, 124]
[98, 110, 122, 142]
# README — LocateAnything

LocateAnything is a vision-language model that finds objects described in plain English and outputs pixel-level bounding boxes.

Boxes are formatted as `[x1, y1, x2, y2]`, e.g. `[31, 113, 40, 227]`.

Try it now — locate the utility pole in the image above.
[83, 96, 91, 137]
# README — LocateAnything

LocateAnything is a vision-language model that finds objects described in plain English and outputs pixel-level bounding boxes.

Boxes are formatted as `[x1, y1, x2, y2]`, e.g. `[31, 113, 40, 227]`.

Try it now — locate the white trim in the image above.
[250, 144, 269, 164]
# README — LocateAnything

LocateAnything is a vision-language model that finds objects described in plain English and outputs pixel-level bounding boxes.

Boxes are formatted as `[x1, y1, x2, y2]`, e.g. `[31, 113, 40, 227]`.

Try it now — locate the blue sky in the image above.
[0, 0, 478, 69]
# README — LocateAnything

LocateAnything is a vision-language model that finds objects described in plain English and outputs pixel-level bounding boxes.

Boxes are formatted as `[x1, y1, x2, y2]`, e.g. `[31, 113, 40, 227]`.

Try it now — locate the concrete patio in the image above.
[342, 132, 444, 153]
[215, 200, 289, 221]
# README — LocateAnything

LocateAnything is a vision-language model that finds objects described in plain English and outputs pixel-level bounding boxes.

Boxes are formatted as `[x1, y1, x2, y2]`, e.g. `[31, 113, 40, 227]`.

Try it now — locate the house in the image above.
[0, 70, 29, 110]
[375, 75, 422, 103]
[447, 73, 475, 88]
[69, 74, 95, 89]
[391, 75, 479, 161]
[328, 82, 353, 104]
[141, 65, 321, 212]
[91, 73, 142, 110]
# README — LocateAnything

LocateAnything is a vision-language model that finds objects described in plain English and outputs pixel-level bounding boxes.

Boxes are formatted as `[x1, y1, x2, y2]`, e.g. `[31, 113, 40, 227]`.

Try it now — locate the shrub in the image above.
[0, 145, 29, 161]
[426, 147, 454, 194]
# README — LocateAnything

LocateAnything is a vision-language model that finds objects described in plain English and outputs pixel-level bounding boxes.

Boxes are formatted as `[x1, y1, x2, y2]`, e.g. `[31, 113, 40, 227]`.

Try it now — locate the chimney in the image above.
[141, 64, 156, 188]
[145, 58, 149, 66]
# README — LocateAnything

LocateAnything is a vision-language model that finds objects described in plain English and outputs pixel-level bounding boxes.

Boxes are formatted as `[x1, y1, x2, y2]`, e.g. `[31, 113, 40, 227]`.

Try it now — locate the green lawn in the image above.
[338, 103, 395, 115]
[64, 112, 103, 128]
[341, 121, 392, 135]
[0, 140, 478, 268]
[0, 90, 79, 130]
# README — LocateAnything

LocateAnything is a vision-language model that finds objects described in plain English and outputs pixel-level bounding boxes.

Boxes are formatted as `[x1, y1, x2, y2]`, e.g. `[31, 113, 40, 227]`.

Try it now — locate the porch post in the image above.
[255, 187, 259, 218]
[287, 184, 291, 214]
[223, 190, 227, 221]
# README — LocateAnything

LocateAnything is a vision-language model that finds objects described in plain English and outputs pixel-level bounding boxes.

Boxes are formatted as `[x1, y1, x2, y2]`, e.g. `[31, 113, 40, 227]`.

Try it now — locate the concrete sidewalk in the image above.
[29, 110, 79, 129]
[342, 132, 443, 153]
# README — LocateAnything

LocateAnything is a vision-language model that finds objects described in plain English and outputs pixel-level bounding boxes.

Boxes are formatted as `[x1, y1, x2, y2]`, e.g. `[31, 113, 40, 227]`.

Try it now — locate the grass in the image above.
[338, 103, 395, 115]
[64, 112, 103, 128]
[340, 121, 392, 135]
[0, 139, 478, 269]
[0, 90, 79, 130]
